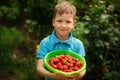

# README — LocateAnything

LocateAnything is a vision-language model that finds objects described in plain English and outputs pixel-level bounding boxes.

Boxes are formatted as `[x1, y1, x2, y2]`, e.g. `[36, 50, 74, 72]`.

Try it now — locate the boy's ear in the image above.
[73, 20, 76, 26]
[52, 18, 55, 26]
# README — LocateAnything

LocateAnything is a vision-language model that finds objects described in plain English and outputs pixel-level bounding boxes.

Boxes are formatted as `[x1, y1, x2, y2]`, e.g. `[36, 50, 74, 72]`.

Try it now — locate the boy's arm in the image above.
[71, 69, 86, 80]
[37, 59, 74, 80]
[36, 59, 53, 78]
[77, 69, 86, 80]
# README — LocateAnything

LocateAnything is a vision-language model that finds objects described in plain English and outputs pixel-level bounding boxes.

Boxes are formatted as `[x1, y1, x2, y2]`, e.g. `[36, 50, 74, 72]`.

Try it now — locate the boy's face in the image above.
[52, 13, 76, 38]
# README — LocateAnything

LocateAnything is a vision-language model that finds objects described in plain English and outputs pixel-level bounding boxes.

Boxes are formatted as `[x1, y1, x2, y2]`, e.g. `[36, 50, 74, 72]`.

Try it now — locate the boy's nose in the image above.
[62, 22, 66, 27]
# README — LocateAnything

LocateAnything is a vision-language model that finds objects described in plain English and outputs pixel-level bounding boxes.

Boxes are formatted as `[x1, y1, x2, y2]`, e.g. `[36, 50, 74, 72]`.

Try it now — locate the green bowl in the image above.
[44, 50, 86, 77]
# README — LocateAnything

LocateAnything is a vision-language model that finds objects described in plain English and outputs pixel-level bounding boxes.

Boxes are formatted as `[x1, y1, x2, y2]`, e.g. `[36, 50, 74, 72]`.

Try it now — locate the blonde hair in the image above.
[53, 1, 76, 19]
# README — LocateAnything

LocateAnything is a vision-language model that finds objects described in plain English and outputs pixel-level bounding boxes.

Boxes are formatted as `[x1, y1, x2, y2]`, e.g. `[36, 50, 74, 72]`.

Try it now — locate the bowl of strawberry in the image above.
[44, 50, 86, 77]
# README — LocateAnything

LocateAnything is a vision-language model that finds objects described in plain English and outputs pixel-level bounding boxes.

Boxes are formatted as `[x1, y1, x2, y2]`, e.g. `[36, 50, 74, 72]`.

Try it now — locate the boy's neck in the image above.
[57, 34, 69, 41]
[55, 31, 70, 41]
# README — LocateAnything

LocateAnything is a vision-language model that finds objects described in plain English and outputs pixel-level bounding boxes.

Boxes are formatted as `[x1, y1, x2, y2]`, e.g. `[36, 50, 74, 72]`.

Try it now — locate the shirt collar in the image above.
[52, 30, 73, 46]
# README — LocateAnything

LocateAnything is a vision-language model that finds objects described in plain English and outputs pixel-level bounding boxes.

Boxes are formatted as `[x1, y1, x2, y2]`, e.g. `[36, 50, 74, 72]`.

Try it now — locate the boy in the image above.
[37, 1, 86, 80]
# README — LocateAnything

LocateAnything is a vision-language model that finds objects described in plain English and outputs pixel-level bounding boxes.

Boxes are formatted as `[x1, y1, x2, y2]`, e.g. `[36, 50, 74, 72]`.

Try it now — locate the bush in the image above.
[72, 0, 120, 80]
[0, 25, 22, 70]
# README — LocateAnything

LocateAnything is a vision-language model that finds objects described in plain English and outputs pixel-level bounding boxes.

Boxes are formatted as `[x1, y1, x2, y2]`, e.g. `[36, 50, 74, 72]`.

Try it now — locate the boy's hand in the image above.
[51, 73, 75, 80]
[67, 69, 86, 80]
[50, 69, 86, 80]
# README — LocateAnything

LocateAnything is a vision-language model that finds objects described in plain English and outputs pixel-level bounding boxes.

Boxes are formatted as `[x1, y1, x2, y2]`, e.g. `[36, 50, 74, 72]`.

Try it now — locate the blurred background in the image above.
[0, 0, 120, 80]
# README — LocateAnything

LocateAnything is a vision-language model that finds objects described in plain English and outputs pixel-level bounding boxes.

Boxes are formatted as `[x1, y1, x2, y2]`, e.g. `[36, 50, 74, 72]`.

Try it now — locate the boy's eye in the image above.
[66, 21, 72, 23]
[56, 20, 62, 23]
[56, 20, 72, 24]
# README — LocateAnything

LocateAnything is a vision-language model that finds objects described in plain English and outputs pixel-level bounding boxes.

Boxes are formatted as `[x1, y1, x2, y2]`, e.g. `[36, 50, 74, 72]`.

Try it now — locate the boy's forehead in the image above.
[55, 13, 74, 19]
[56, 11, 74, 15]
[55, 12, 74, 17]
[56, 7, 75, 15]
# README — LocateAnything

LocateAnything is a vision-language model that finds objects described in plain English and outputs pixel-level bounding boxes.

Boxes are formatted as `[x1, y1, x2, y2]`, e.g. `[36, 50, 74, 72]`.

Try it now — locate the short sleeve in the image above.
[36, 40, 49, 59]
[76, 41, 86, 58]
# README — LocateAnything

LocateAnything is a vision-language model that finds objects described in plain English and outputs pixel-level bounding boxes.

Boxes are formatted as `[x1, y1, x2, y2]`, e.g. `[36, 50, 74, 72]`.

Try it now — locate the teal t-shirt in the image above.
[37, 30, 85, 80]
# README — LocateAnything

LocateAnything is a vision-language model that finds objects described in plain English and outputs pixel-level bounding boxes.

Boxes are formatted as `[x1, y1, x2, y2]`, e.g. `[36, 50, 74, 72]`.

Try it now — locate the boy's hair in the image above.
[53, 1, 76, 19]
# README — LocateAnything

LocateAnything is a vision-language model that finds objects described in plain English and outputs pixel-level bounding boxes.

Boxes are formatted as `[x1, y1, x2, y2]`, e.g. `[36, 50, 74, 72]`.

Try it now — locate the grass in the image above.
[0, 26, 44, 80]
[0, 55, 44, 80]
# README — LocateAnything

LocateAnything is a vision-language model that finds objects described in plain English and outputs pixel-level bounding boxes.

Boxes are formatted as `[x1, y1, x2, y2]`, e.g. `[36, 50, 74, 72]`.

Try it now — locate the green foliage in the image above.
[0, 6, 19, 20]
[72, 21, 88, 43]
[0, 0, 56, 39]
[0, 26, 22, 79]
[0, 25, 21, 68]
[0, 1, 20, 20]
[25, 0, 56, 39]
[25, 19, 53, 40]
[82, 1, 119, 80]
[0, 26, 21, 53]
[26, 0, 55, 25]
[0, 26, 42, 80]
[12, 57, 41, 80]
[71, 0, 120, 80]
